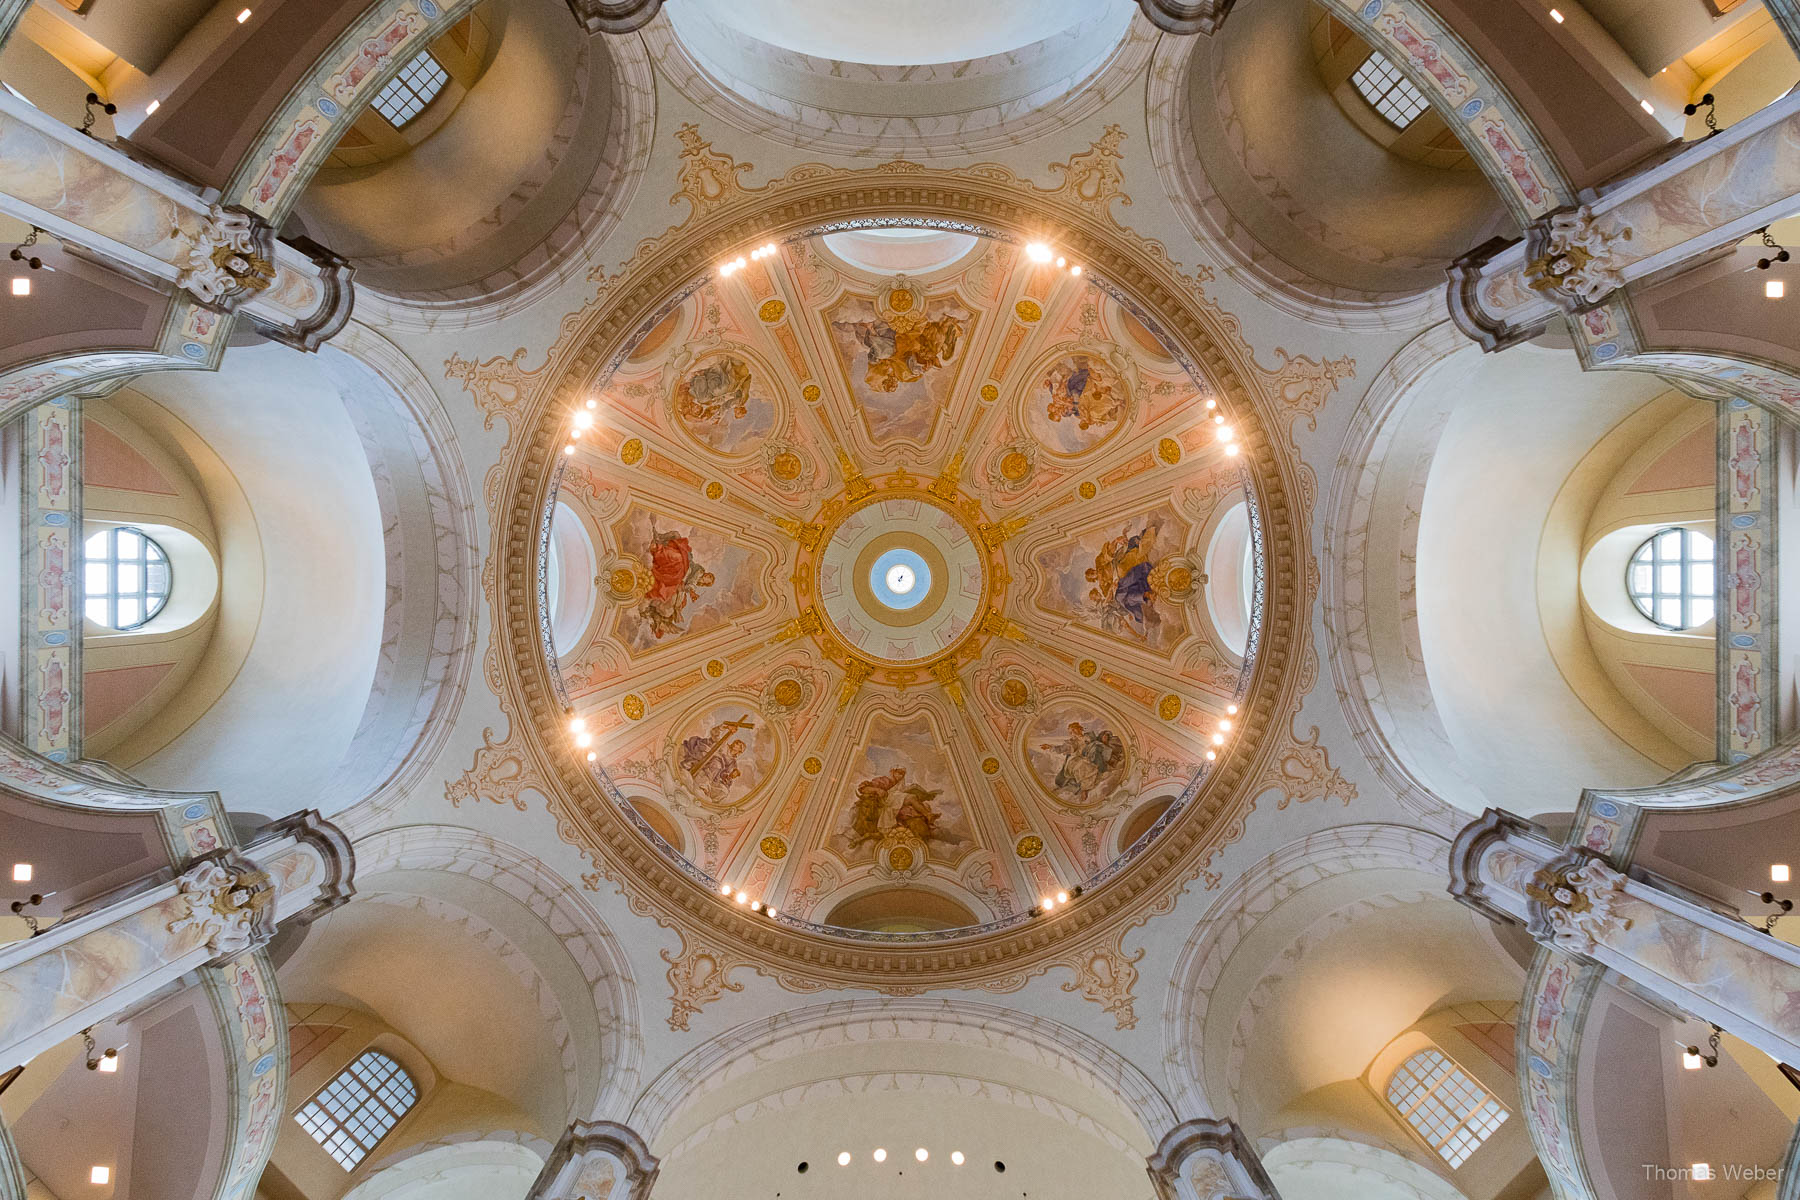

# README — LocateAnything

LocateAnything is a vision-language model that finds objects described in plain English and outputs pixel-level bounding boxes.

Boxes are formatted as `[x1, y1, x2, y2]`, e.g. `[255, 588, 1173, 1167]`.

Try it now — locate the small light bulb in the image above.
[574, 411, 594, 429]
[563, 445, 576, 456]
[721, 883, 734, 895]
[1026, 243, 1052, 263]
[1070, 265, 1082, 276]
[92, 1167, 111, 1185]
[1212, 732, 1225, 746]
[1213, 413, 1225, 424]
[1056, 891, 1069, 904]
[1549, 7, 1564, 21]
[10, 863, 30, 883]
[1768, 280, 1786, 300]
[1225, 444, 1241, 457]
[1774, 864, 1791, 883]
[1206, 398, 1217, 409]
[236, 7, 251, 20]
[586, 751, 597, 762]
[1206, 750, 1217, 761]
[570, 717, 586, 733]
[751, 901, 762, 912]
[766, 907, 778, 917]
[145, 100, 159, 115]
[1219, 427, 1235, 442]
[735, 890, 748, 904]
[1227, 704, 1238, 715]
[574, 732, 592, 748]
[98, 1054, 119, 1073]
[1219, 719, 1232, 731]
[585, 397, 598, 410]
[9, 277, 28, 297]
[838, 1152, 851, 1166]
[873, 1148, 887, 1163]
[1640, 99, 1655, 114]
[1683, 1051, 1703, 1070]
[916, 1148, 929, 1162]
[1041, 896, 1055, 910]
[1055, 257, 1066, 268]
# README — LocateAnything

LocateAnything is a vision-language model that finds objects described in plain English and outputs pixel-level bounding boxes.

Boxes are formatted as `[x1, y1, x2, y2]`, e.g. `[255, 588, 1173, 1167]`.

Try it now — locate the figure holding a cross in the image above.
[678, 713, 757, 803]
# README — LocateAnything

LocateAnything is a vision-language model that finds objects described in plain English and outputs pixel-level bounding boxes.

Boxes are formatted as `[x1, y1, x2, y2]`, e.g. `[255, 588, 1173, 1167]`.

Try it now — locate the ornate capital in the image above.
[175, 205, 276, 310]
[167, 858, 274, 959]
[1135, 0, 1237, 35]
[565, 0, 663, 34]
[1527, 854, 1632, 955]
[1522, 203, 1633, 310]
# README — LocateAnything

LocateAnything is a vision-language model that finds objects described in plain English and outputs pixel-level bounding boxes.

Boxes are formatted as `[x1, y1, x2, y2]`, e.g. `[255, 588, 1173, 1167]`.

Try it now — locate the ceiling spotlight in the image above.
[1070, 265, 1082, 276]
[563, 444, 576, 456]
[1774, 864, 1791, 883]
[735, 890, 749, 904]
[1227, 704, 1238, 715]
[1055, 257, 1066, 268]
[91, 1166, 111, 1185]
[1041, 895, 1056, 910]
[916, 1148, 929, 1162]
[720, 882, 733, 895]
[951, 1151, 965, 1166]
[585, 397, 598, 410]
[1768, 280, 1786, 300]
[838, 1152, 851, 1166]
[574, 732, 592, 748]
[1640, 99, 1655, 115]
[236, 7, 251, 20]
[574, 411, 594, 429]
[751, 901, 762, 912]
[145, 100, 159, 115]
[873, 1148, 887, 1163]
[1211, 732, 1225, 746]
[569, 716, 586, 733]
[1219, 719, 1232, 731]
[1224, 444, 1241, 457]
[1026, 243, 1052, 263]
[1206, 750, 1217, 761]
[1549, 7, 1564, 21]
[10, 863, 30, 883]
[586, 751, 597, 762]
[1056, 890, 1069, 904]
[766, 907, 778, 918]
[8, 277, 28, 297]
[1206, 398, 1217, 409]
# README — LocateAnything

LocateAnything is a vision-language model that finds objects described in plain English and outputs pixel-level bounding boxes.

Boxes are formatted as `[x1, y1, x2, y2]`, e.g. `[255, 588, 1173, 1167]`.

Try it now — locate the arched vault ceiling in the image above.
[553, 231, 1254, 934]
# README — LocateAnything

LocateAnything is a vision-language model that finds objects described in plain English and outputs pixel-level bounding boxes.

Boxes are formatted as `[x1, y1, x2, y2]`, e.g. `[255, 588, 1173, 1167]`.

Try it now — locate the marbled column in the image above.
[0, 91, 353, 355]
[0, 810, 352, 1071]
[1448, 89, 1800, 351]
[1718, 400, 1781, 761]
[1147, 1120, 1282, 1200]
[1452, 810, 1800, 1066]
[1769, 0, 1800, 58]
[527, 1121, 658, 1200]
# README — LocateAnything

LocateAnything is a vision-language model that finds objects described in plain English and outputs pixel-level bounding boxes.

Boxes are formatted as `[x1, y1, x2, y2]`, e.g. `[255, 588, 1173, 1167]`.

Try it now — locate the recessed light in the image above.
[951, 1151, 965, 1166]
[873, 1148, 887, 1163]
[1683, 1050, 1703, 1070]
[1549, 8, 1564, 21]
[236, 7, 251, 20]
[837, 1152, 851, 1166]
[1693, 1163, 1712, 1180]
[1774, 864, 1791, 882]
[91, 1166, 111, 1185]
[10, 863, 30, 882]
[915, 1148, 929, 1162]
[1768, 280, 1786, 300]
[9, 278, 28, 297]
[145, 100, 159, 115]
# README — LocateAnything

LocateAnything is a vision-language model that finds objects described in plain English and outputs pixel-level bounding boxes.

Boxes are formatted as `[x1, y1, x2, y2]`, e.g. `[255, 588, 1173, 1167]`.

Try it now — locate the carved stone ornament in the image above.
[1523, 204, 1633, 308]
[528, 1119, 659, 1200]
[175, 205, 276, 308]
[1527, 856, 1632, 955]
[1146, 1119, 1279, 1200]
[167, 859, 273, 958]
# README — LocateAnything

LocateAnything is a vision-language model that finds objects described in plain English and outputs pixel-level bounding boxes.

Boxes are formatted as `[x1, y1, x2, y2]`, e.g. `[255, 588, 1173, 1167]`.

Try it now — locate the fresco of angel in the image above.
[1086, 516, 1165, 642]
[638, 527, 716, 640]
[833, 311, 965, 393]
[845, 766, 964, 851]
[1038, 720, 1128, 805]
[1042, 354, 1125, 432]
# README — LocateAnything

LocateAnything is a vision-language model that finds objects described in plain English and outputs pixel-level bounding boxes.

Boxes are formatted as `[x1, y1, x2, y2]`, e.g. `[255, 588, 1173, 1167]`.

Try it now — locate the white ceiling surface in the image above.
[669, 0, 1123, 65]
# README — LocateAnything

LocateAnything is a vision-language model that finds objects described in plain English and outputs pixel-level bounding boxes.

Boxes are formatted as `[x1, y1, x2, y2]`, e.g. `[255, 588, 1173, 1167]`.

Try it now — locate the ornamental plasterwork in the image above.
[449, 121, 1341, 1013]
[168, 860, 272, 957]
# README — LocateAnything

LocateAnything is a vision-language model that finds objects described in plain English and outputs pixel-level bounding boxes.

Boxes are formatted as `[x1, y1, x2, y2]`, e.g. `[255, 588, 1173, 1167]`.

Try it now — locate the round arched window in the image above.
[1626, 526, 1714, 631]
[84, 527, 172, 630]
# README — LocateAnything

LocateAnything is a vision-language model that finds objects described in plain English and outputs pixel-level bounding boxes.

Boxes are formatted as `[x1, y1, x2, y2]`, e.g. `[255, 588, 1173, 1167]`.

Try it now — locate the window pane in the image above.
[85, 598, 108, 625]
[116, 530, 141, 557]
[116, 598, 140, 627]
[1691, 598, 1715, 627]
[117, 563, 139, 593]
[1385, 1048, 1509, 1169]
[1626, 527, 1717, 630]
[82, 526, 174, 630]
[1658, 598, 1681, 627]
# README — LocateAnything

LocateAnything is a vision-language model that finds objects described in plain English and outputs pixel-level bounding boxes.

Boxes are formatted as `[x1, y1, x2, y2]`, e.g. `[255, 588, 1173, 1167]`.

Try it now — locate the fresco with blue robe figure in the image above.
[1032, 503, 1191, 654]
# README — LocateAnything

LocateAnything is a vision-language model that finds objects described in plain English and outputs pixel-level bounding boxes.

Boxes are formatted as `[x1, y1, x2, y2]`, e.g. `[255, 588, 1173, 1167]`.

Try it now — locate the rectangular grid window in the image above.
[1386, 1048, 1509, 1169]
[83, 527, 171, 630]
[370, 52, 449, 127]
[1351, 51, 1431, 129]
[293, 1051, 418, 1170]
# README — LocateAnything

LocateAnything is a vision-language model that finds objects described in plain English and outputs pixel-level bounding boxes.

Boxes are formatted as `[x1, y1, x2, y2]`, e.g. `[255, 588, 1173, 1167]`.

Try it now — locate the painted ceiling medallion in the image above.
[541, 222, 1264, 948]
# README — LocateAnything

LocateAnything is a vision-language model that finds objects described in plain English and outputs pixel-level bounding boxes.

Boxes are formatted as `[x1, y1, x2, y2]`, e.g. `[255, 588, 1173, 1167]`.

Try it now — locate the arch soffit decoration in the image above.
[347, 825, 645, 1123]
[629, 997, 1178, 1150]
[1161, 823, 1452, 1120]
[1321, 320, 1482, 831]
[1144, 0, 1575, 332]
[448, 124, 1346, 1008]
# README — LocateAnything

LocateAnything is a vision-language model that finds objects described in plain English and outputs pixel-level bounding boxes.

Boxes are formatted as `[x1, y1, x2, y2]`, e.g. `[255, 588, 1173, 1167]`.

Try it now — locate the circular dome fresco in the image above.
[539, 223, 1267, 944]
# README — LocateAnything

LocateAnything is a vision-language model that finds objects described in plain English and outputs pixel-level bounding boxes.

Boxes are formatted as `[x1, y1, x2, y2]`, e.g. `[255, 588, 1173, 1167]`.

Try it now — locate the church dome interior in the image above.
[4, 1, 1800, 1199]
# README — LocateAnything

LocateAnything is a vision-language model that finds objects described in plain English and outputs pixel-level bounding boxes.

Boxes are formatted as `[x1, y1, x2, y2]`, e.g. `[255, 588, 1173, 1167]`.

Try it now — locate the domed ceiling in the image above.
[542, 227, 1260, 937]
